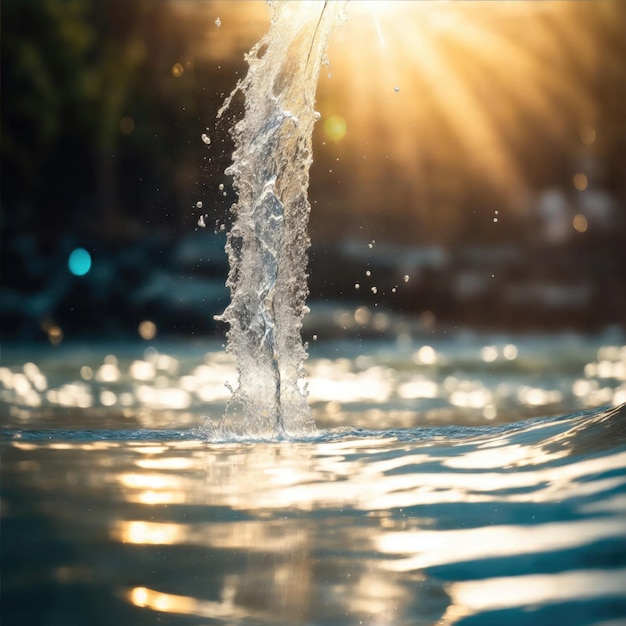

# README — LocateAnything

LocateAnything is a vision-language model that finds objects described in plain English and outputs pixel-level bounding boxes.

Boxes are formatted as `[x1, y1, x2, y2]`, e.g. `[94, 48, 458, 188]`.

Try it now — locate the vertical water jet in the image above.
[215, 1, 347, 438]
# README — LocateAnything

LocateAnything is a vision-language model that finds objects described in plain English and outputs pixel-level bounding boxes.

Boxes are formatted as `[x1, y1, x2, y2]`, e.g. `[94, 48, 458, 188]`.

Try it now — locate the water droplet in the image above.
[196, 200, 203, 208]
[327, 73, 333, 78]
[394, 86, 400, 93]
[354, 283, 360, 290]
[201, 133, 211, 145]
[391, 286, 397, 293]
[312, 334, 318, 341]
[218, 183, 225, 191]
[403, 275, 410, 283]
[215, 17, 221, 27]
[198, 215, 206, 228]
[371, 286, 378, 294]
[365, 270, 371, 277]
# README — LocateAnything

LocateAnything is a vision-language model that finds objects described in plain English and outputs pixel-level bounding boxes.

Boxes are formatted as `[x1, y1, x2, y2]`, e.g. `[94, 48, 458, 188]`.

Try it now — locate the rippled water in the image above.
[2, 334, 626, 625]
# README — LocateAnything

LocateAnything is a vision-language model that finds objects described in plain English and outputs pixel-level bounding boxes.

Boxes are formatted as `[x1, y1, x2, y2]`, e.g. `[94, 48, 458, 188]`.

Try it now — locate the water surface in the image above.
[2, 334, 626, 625]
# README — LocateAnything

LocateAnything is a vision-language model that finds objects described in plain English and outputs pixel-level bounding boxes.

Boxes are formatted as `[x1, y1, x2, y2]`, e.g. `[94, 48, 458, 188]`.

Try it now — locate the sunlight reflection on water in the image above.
[1, 333, 625, 431]
[2, 335, 626, 625]
[3, 404, 625, 625]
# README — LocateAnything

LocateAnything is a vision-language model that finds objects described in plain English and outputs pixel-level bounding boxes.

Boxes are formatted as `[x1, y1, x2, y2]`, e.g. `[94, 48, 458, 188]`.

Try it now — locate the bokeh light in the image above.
[68, 248, 92, 276]
[573, 173, 589, 192]
[139, 320, 158, 341]
[324, 115, 347, 142]
[573, 214, 589, 234]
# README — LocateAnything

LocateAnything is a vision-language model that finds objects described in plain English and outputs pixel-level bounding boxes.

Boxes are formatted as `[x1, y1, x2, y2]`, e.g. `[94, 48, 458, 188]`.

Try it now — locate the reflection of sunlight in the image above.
[136, 491, 186, 505]
[126, 584, 268, 621]
[2, 337, 623, 422]
[135, 385, 191, 409]
[114, 518, 307, 551]
[517, 385, 563, 407]
[449, 385, 492, 409]
[96, 360, 120, 383]
[348, 571, 409, 617]
[378, 518, 626, 572]
[211, 444, 626, 512]
[397, 377, 438, 400]
[443, 442, 567, 470]
[118, 472, 181, 490]
[308, 364, 393, 403]
[117, 472, 188, 504]
[129, 360, 156, 381]
[412, 345, 437, 365]
[116, 521, 185, 545]
[443, 568, 626, 623]
[48, 383, 93, 408]
[135, 456, 197, 470]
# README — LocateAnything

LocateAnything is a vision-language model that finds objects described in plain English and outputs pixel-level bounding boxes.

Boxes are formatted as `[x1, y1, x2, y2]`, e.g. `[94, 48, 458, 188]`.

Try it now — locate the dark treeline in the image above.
[1, 0, 248, 250]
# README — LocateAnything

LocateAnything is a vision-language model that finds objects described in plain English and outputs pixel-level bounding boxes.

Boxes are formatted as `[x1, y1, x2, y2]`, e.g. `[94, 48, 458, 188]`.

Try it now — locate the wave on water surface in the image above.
[6, 402, 625, 451]
[4, 402, 625, 626]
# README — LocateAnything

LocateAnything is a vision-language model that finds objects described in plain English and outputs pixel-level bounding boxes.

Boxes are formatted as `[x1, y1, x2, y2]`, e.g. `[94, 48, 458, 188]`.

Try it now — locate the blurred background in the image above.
[2, 0, 626, 345]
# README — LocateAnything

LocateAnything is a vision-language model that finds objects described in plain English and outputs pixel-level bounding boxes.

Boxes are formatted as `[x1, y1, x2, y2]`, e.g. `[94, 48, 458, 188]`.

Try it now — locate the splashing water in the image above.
[213, 1, 347, 438]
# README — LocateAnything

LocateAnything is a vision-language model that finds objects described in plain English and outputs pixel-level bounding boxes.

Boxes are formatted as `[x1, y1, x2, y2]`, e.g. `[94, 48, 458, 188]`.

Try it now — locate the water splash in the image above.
[213, 1, 347, 438]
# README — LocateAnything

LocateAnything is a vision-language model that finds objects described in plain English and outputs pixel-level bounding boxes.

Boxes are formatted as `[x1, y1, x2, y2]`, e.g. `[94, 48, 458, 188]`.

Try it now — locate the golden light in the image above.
[167, 0, 623, 240]
[573, 213, 588, 233]
[115, 521, 185, 545]
[128, 586, 197, 614]
[117, 470, 189, 505]
[573, 172, 589, 191]
[47, 325, 63, 346]
[138, 320, 157, 340]
[324, 114, 347, 142]
[125, 585, 254, 620]
[310, 0, 619, 223]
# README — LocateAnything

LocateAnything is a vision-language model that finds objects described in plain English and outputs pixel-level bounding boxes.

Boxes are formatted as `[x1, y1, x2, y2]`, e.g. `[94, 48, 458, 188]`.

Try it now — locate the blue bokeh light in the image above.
[68, 248, 92, 276]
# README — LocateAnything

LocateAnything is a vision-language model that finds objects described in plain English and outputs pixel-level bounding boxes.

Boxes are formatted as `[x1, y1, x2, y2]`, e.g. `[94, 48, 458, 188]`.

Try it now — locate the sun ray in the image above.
[312, 0, 620, 213]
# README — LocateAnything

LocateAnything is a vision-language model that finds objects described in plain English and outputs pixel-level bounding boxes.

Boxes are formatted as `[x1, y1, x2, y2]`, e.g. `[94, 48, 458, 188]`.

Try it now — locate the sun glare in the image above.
[313, 1, 614, 204]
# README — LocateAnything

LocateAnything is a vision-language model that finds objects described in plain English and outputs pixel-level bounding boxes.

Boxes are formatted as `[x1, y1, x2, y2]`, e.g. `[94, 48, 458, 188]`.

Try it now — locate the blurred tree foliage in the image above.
[1, 0, 625, 252]
[1, 0, 624, 335]
[1, 0, 237, 250]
